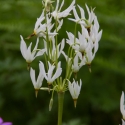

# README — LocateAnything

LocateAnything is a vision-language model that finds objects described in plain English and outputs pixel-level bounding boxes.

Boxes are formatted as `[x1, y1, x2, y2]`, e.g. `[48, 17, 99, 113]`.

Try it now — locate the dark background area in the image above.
[0, 0, 125, 125]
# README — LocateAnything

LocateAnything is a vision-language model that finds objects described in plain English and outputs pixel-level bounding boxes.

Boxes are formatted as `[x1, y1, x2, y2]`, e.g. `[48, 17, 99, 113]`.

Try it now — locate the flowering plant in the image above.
[20, 0, 102, 124]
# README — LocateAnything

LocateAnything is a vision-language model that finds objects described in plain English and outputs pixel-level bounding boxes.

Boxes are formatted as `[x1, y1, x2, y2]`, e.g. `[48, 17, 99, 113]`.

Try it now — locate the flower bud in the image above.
[49, 98, 53, 111]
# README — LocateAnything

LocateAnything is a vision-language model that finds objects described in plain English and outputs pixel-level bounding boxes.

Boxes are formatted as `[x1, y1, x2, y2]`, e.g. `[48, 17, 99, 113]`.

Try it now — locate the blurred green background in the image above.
[0, 0, 125, 125]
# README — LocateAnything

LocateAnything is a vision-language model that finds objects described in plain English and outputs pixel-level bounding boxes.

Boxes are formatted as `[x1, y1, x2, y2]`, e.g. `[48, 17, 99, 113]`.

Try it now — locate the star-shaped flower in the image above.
[26, 10, 57, 39]
[39, 61, 62, 84]
[20, 35, 45, 64]
[51, 0, 75, 20]
[44, 37, 65, 62]
[68, 79, 82, 107]
[30, 66, 44, 97]
[69, 4, 95, 28]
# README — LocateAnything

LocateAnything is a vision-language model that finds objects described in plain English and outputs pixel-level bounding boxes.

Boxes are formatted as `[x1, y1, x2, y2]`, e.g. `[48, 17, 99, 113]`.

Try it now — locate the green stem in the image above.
[57, 92, 64, 125]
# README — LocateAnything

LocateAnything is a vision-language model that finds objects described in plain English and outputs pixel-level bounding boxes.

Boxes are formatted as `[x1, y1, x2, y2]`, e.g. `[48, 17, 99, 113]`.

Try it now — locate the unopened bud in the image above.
[49, 98, 53, 111]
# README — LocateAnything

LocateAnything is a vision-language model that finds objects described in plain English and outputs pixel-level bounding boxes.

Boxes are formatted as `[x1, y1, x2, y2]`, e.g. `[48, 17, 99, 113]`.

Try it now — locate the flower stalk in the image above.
[58, 91, 64, 125]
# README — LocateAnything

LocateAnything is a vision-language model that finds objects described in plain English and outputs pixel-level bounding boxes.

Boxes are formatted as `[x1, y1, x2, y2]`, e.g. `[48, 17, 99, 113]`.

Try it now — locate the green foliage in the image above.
[0, 0, 125, 125]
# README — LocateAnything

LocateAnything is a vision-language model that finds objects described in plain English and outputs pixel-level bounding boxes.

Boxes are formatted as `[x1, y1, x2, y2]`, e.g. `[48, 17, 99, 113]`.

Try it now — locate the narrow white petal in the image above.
[57, 19, 63, 31]
[39, 61, 48, 80]
[68, 80, 74, 98]
[72, 7, 79, 20]
[59, 0, 64, 12]
[34, 49, 46, 59]
[85, 4, 91, 18]
[122, 119, 125, 125]
[30, 68, 36, 88]
[94, 16, 99, 31]
[51, 62, 62, 82]
[32, 38, 39, 57]
[51, 68, 62, 82]
[72, 54, 79, 72]
[58, 39, 65, 57]
[34, 17, 45, 30]
[20, 35, 27, 60]
[77, 5, 85, 19]
[26, 43, 33, 62]
[54, 0, 75, 19]
[62, 51, 68, 61]
[120, 91, 125, 116]
[36, 70, 44, 89]
[55, 0, 59, 11]
[97, 30, 103, 42]
[47, 62, 55, 82]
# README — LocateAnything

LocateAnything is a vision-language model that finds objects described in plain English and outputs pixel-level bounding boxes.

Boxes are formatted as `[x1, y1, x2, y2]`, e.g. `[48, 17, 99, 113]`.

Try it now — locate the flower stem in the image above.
[57, 91, 64, 125]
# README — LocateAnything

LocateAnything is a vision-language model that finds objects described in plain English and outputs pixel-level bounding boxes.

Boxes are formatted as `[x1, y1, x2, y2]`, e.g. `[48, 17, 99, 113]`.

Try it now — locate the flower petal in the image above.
[47, 62, 55, 83]
[39, 61, 48, 80]
[30, 68, 36, 88]
[32, 38, 39, 57]
[0, 117, 3, 124]
[36, 70, 44, 89]
[51, 62, 62, 82]
[26, 43, 33, 62]
[20, 35, 27, 60]
[120, 91, 125, 118]
[2, 122, 12, 125]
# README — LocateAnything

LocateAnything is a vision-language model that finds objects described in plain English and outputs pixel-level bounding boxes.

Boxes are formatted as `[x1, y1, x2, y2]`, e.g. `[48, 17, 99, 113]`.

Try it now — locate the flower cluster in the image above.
[20, 0, 102, 108]
[67, 5, 102, 72]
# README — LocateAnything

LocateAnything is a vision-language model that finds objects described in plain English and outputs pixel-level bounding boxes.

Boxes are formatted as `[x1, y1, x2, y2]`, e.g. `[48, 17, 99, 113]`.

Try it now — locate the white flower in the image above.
[61, 51, 72, 77]
[66, 31, 79, 50]
[54, 19, 64, 32]
[34, 11, 57, 37]
[72, 53, 84, 73]
[67, 16, 102, 68]
[90, 16, 102, 53]
[68, 79, 82, 99]
[62, 51, 73, 66]
[30, 67, 44, 97]
[51, 0, 75, 20]
[44, 37, 65, 62]
[78, 26, 90, 52]
[121, 119, 125, 125]
[39, 61, 62, 84]
[84, 42, 95, 65]
[72, 53, 80, 73]
[66, 26, 90, 53]
[68, 4, 95, 28]
[33, 10, 46, 36]
[120, 91, 125, 119]
[68, 79, 82, 107]
[20, 35, 45, 63]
